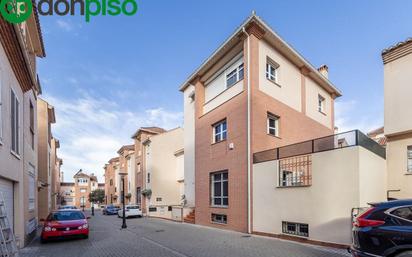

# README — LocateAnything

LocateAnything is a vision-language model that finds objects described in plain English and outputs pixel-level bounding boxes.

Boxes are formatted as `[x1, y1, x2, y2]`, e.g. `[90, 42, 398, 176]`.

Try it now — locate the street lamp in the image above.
[119, 172, 128, 229]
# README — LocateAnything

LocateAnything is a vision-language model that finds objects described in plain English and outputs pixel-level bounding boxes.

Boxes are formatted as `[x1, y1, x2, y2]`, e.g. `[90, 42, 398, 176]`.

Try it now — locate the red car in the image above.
[40, 210, 90, 243]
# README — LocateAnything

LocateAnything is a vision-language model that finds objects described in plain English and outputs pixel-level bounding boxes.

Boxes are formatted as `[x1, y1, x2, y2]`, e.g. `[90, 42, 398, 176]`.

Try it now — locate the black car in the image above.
[349, 199, 412, 257]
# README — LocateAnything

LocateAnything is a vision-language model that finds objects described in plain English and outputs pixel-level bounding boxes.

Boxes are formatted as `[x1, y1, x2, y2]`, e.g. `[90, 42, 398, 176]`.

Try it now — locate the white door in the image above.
[0, 178, 14, 230]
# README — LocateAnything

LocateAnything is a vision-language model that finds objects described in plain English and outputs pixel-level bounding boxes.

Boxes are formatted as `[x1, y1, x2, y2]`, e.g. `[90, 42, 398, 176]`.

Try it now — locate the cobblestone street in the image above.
[19, 212, 350, 257]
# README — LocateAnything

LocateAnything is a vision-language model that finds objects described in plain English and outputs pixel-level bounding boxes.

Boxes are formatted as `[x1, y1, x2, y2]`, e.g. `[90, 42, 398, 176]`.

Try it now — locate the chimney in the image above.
[317, 64, 329, 79]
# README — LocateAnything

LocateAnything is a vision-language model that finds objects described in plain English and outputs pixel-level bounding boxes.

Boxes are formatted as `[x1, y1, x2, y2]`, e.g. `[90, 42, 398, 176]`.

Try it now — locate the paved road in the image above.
[20, 212, 350, 257]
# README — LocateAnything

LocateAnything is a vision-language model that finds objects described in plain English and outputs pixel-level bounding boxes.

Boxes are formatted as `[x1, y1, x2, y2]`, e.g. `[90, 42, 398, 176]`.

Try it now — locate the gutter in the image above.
[242, 27, 252, 234]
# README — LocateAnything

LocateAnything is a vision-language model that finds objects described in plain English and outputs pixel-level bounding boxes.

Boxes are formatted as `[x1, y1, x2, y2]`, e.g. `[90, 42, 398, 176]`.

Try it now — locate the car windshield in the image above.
[48, 211, 85, 221]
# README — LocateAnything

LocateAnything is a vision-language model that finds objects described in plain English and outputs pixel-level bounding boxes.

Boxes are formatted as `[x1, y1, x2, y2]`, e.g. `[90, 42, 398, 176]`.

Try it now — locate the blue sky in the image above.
[37, 0, 412, 181]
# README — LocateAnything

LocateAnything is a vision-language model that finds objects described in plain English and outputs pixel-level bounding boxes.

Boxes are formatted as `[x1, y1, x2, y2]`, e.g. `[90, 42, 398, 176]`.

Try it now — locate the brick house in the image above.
[180, 13, 341, 233]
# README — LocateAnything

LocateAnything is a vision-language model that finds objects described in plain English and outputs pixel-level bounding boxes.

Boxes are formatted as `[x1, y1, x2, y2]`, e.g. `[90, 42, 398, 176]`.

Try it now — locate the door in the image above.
[0, 178, 14, 230]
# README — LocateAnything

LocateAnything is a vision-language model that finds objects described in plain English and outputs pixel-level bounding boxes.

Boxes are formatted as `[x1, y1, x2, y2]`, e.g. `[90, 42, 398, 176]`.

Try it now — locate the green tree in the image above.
[88, 189, 105, 204]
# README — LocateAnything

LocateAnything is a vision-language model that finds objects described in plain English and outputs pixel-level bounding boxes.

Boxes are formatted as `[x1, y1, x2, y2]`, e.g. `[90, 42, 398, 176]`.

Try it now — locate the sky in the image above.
[37, 0, 412, 182]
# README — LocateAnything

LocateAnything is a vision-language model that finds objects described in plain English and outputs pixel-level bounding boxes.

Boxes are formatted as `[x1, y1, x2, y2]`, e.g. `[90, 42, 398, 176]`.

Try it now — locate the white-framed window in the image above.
[213, 120, 227, 143]
[147, 173, 151, 183]
[10, 89, 19, 155]
[78, 178, 88, 184]
[267, 113, 279, 137]
[407, 146, 412, 173]
[226, 63, 244, 88]
[210, 171, 228, 207]
[211, 213, 227, 224]
[28, 164, 35, 211]
[266, 58, 279, 83]
[318, 94, 325, 113]
[80, 188, 87, 193]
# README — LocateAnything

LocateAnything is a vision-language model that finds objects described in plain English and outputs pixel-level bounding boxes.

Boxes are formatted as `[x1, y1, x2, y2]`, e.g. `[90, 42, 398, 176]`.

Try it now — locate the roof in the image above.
[367, 127, 384, 137]
[108, 157, 119, 163]
[31, 0, 46, 57]
[60, 182, 75, 187]
[382, 38, 412, 64]
[179, 12, 342, 97]
[131, 126, 166, 139]
[117, 144, 134, 154]
[73, 169, 89, 178]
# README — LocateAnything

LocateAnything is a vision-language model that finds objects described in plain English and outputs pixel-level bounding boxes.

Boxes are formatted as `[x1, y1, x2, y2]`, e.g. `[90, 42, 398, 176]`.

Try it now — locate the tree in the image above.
[89, 189, 105, 204]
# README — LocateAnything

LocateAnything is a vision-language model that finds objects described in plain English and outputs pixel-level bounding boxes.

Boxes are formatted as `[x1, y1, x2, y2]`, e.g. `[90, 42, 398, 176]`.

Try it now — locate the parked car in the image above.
[349, 199, 412, 257]
[58, 205, 77, 210]
[40, 210, 90, 243]
[102, 205, 120, 215]
[118, 205, 142, 218]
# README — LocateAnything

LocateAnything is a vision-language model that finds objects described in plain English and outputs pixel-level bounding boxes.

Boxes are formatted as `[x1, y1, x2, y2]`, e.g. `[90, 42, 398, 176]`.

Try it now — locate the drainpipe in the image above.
[242, 27, 252, 234]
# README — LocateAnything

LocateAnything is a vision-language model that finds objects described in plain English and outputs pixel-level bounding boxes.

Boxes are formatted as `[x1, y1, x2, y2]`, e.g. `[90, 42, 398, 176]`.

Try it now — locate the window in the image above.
[137, 163, 141, 173]
[78, 178, 88, 184]
[147, 173, 151, 183]
[282, 221, 309, 237]
[10, 89, 19, 155]
[28, 165, 35, 211]
[188, 91, 195, 102]
[211, 171, 228, 207]
[407, 146, 412, 172]
[136, 187, 141, 205]
[80, 188, 86, 193]
[213, 120, 227, 143]
[390, 207, 412, 221]
[267, 113, 279, 137]
[156, 197, 162, 202]
[29, 101, 34, 149]
[226, 63, 244, 88]
[318, 94, 325, 113]
[211, 214, 227, 224]
[110, 179, 113, 186]
[115, 187, 117, 192]
[266, 58, 279, 83]
[279, 155, 312, 187]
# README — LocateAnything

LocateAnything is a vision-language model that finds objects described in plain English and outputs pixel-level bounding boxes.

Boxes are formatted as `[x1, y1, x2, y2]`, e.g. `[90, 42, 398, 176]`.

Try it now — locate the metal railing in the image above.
[253, 130, 386, 164]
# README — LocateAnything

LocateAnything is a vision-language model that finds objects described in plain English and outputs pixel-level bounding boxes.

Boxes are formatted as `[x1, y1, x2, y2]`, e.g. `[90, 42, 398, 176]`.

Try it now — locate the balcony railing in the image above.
[253, 130, 386, 164]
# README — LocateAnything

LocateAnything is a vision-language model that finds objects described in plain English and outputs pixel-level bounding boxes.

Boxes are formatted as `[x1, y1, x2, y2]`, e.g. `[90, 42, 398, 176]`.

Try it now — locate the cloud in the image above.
[43, 93, 182, 183]
[56, 20, 73, 32]
[335, 100, 382, 134]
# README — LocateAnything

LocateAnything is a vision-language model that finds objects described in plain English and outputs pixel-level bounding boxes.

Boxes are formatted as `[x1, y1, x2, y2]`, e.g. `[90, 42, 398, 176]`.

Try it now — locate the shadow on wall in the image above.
[312, 217, 352, 244]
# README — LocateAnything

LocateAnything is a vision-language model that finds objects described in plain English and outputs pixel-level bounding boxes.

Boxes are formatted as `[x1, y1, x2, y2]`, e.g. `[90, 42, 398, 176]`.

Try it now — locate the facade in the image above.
[72, 170, 100, 209]
[252, 130, 386, 245]
[132, 127, 166, 212]
[0, 8, 46, 247]
[142, 128, 184, 220]
[50, 138, 62, 209]
[37, 99, 55, 221]
[382, 38, 412, 199]
[104, 157, 119, 205]
[60, 182, 75, 206]
[180, 14, 341, 233]
[117, 144, 134, 204]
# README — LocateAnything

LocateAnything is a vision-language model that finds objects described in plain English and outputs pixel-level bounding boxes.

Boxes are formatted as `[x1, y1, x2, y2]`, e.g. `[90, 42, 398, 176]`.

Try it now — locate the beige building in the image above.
[37, 98, 56, 220]
[0, 8, 46, 247]
[60, 182, 75, 206]
[73, 170, 99, 209]
[50, 138, 62, 209]
[104, 157, 119, 204]
[142, 128, 184, 220]
[382, 38, 412, 199]
[252, 130, 387, 246]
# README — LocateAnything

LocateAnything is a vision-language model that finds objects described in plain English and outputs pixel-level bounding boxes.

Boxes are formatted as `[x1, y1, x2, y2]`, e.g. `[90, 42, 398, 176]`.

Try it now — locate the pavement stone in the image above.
[19, 212, 351, 257]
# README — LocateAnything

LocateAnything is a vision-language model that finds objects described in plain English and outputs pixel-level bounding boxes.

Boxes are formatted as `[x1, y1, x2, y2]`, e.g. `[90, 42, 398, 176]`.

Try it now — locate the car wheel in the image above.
[396, 251, 412, 257]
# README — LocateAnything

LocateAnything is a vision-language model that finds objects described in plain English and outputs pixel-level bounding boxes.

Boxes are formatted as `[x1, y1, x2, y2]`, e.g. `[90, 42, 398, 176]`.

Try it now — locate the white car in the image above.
[118, 205, 142, 218]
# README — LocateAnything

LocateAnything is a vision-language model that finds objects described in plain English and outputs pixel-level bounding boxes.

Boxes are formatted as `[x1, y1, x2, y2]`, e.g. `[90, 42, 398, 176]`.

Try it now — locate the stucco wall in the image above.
[386, 137, 412, 199]
[305, 77, 332, 129]
[384, 53, 412, 136]
[183, 86, 195, 207]
[253, 146, 386, 245]
[145, 128, 183, 215]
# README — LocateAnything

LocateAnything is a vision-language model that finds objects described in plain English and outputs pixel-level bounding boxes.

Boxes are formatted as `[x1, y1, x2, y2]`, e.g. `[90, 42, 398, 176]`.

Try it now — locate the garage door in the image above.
[0, 178, 14, 230]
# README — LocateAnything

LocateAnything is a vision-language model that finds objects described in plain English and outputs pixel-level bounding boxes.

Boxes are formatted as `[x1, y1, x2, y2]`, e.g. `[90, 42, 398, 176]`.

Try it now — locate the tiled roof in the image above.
[117, 144, 135, 154]
[367, 127, 384, 137]
[382, 38, 412, 55]
[131, 126, 166, 138]
[31, 0, 46, 57]
[109, 157, 119, 163]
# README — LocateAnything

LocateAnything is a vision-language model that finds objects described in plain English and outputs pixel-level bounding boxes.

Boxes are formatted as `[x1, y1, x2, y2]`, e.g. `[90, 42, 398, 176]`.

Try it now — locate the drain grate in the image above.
[242, 235, 251, 238]
[155, 229, 165, 232]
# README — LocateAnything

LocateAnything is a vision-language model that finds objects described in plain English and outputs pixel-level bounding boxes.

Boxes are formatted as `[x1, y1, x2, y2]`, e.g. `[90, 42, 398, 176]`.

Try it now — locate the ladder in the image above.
[0, 192, 17, 257]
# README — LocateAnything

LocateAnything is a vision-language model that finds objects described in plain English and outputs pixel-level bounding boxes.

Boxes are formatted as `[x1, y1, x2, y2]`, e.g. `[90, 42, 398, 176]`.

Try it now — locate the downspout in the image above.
[242, 27, 252, 234]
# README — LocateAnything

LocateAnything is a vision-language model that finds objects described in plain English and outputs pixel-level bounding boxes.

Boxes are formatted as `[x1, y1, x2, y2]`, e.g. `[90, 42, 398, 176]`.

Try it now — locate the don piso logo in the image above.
[0, 0, 138, 23]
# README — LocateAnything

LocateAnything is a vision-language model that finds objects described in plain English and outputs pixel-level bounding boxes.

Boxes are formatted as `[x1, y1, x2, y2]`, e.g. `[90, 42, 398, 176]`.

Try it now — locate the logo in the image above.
[65, 227, 70, 231]
[0, 0, 33, 23]
[0, 0, 138, 23]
